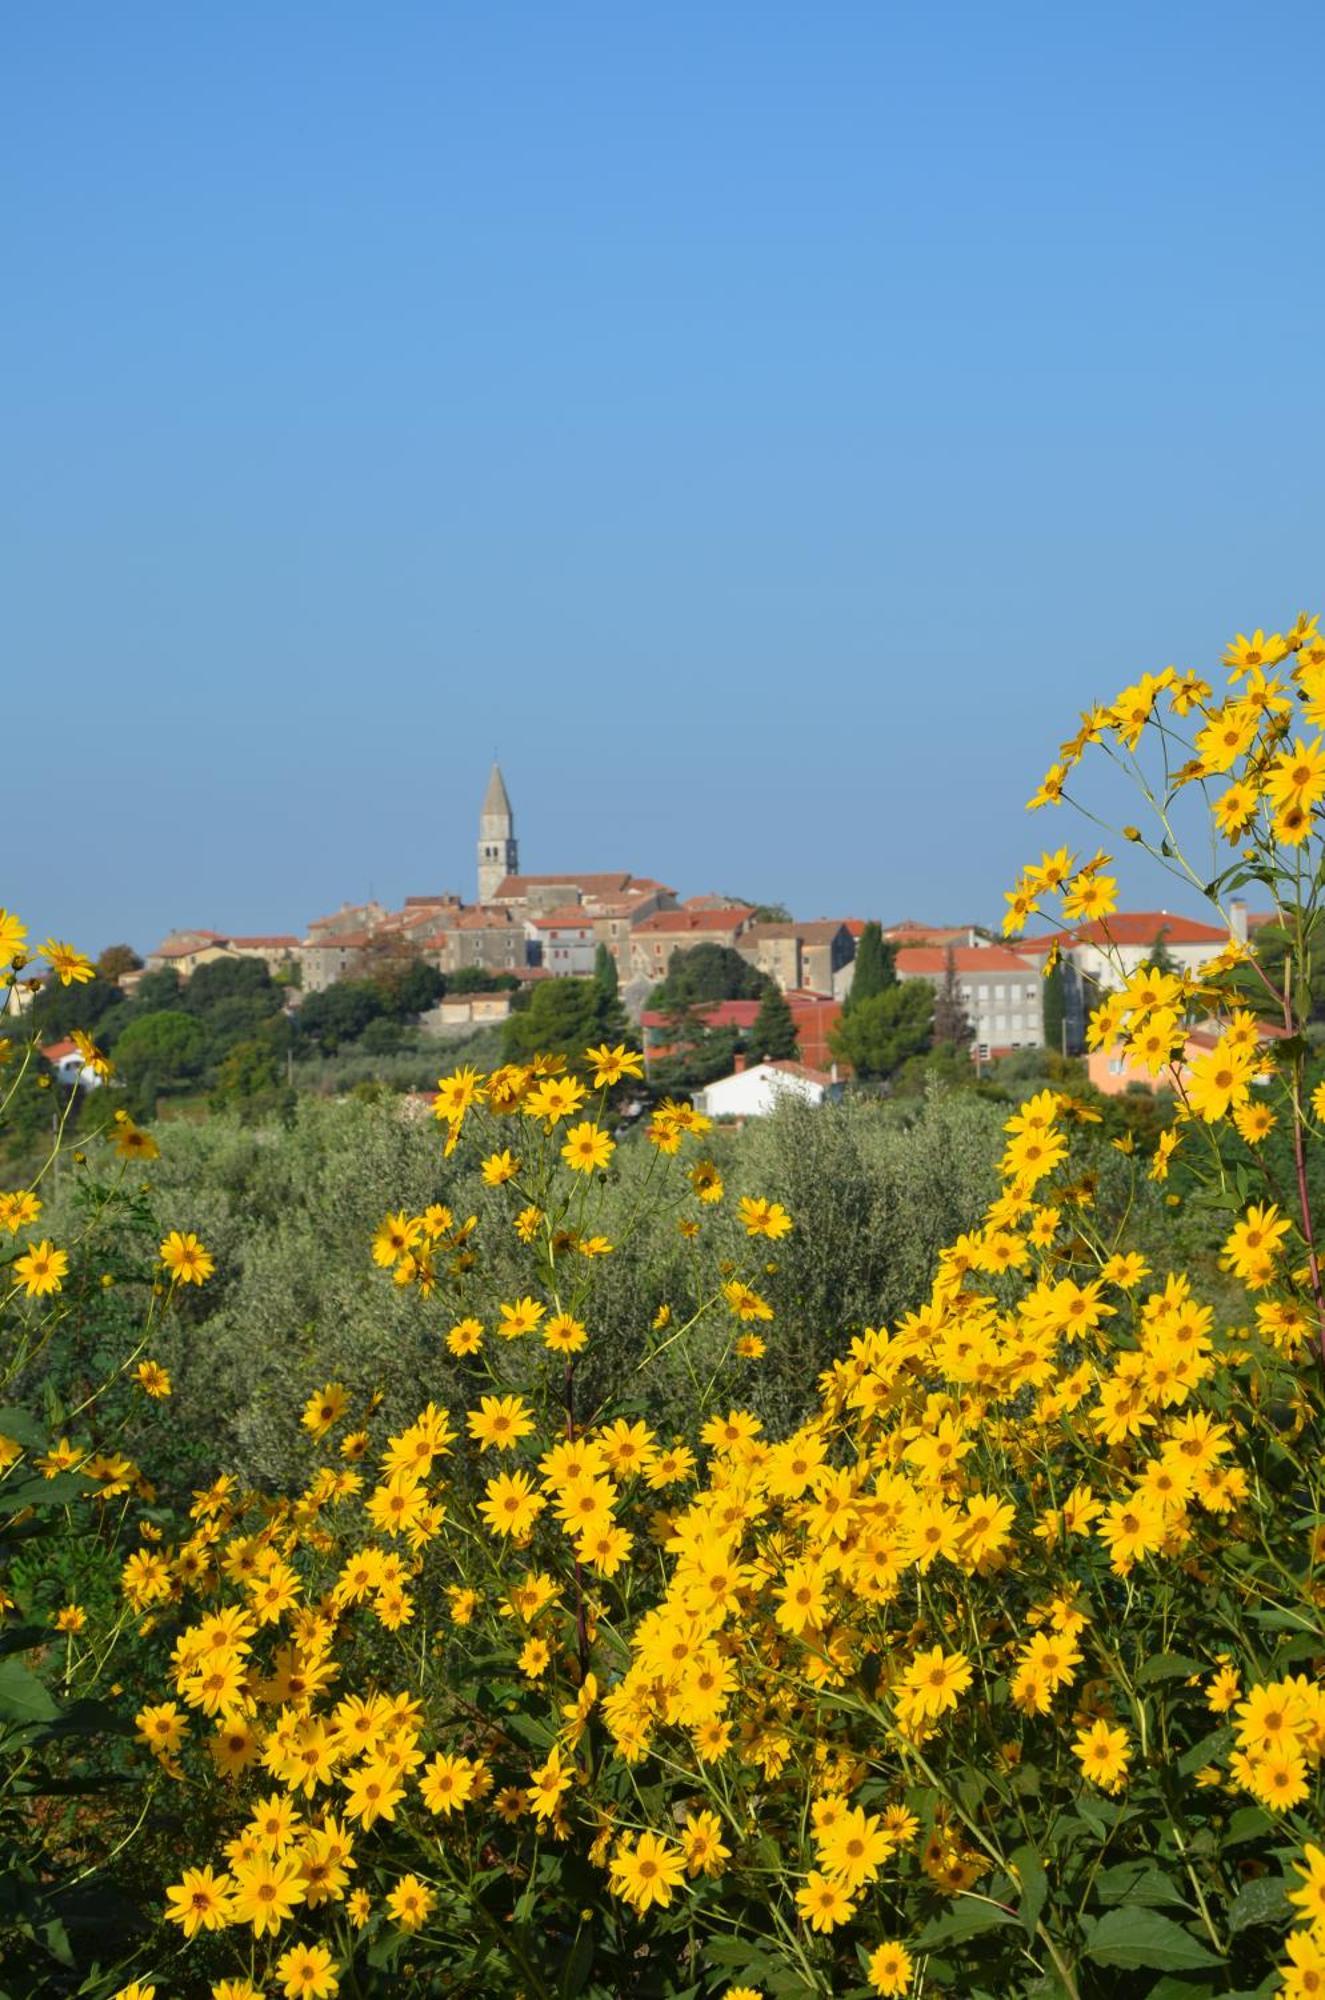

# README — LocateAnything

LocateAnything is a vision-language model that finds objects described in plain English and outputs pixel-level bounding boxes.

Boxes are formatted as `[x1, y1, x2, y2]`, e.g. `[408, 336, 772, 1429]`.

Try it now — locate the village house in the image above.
[895, 944, 1045, 1062]
[1088, 1019, 1286, 1097]
[628, 905, 755, 985]
[299, 931, 374, 992]
[144, 930, 234, 975]
[1016, 908, 1238, 1051]
[533, 907, 598, 977]
[419, 905, 527, 977]
[227, 934, 302, 974]
[696, 1054, 841, 1120]
[639, 992, 844, 1073]
[736, 920, 855, 996]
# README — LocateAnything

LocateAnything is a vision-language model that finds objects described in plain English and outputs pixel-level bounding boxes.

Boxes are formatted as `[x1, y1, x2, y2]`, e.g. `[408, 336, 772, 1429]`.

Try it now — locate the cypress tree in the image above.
[751, 985, 800, 1062]
[844, 921, 894, 1012]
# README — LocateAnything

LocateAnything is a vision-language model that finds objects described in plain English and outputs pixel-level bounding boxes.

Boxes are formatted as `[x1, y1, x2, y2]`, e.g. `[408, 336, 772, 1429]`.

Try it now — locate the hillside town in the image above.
[86, 763, 1266, 1101]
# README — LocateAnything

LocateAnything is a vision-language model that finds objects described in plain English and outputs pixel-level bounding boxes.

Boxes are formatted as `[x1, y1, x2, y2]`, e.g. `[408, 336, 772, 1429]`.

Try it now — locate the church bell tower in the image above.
[477, 762, 518, 903]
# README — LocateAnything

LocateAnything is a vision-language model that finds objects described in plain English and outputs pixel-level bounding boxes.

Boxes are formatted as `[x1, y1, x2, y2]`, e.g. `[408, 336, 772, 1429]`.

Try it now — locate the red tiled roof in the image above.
[633, 908, 753, 937]
[534, 906, 596, 930]
[1071, 911, 1229, 947]
[153, 937, 230, 958]
[641, 1000, 764, 1031]
[230, 934, 300, 949]
[494, 873, 631, 898]
[896, 946, 1039, 975]
[1018, 911, 1230, 951]
[767, 1058, 834, 1083]
[41, 1040, 79, 1061]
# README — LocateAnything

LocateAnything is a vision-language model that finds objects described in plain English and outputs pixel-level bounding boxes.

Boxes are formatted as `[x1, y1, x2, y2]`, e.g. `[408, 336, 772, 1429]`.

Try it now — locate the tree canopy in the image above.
[751, 985, 799, 1062]
[843, 922, 894, 1011]
[829, 980, 933, 1080]
[649, 943, 770, 1010]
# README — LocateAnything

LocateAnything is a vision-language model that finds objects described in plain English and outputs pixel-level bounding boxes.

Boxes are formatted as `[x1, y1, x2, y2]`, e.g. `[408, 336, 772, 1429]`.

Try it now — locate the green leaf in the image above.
[1223, 1806, 1271, 1847]
[1137, 1653, 1205, 1685]
[560, 1925, 594, 1997]
[0, 1470, 89, 1515]
[1096, 1862, 1188, 1909]
[0, 1407, 45, 1451]
[1084, 1910, 1220, 1972]
[0, 1624, 50, 1658]
[916, 1899, 1019, 1948]
[1178, 1726, 1232, 1776]
[0, 1658, 58, 1725]
[1227, 1875, 1290, 1934]
[1010, 1842, 1048, 1941]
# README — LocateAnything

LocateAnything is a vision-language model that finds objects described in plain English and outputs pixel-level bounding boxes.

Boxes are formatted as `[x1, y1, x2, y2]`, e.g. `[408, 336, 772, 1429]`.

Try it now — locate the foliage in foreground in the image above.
[5, 611, 1325, 1998]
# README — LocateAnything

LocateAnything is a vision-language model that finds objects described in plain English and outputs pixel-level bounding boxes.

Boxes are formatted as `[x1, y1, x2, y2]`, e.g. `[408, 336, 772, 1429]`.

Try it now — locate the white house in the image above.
[696, 1057, 837, 1120]
[41, 1040, 103, 1090]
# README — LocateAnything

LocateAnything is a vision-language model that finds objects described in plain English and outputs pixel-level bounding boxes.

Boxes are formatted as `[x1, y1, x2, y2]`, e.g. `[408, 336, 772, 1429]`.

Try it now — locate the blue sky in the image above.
[5, 2, 1323, 951]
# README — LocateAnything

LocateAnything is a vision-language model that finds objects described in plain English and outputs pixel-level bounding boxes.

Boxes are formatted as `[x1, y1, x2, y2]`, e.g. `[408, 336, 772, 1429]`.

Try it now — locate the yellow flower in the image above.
[159, 1230, 214, 1285]
[609, 1831, 686, 1912]
[302, 1382, 348, 1438]
[497, 1295, 546, 1339]
[274, 1941, 340, 1998]
[386, 1872, 435, 1932]
[13, 1240, 68, 1297]
[1073, 1718, 1131, 1792]
[42, 938, 94, 986]
[164, 1865, 234, 1937]
[737, 1195, 793, 1238]
[795, 1869, 856, 1932]
[133, 1359, 172, 1399]
[561, 1120, 615, 1174]
[467, 1394, 535, 1452]
[585, 1042, 644, 1086]
[868, 1941, 915, 1996]
[0, 909, 28, 968]
[53, 1604, 86, 1634]
[545, 1311, 588, 1354]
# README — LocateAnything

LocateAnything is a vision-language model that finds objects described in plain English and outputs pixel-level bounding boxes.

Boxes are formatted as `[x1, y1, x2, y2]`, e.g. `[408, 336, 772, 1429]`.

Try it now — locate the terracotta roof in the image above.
[404, 894, 459, 908]
[633, 908, 754, 936]
[1185, 1020, 1289, 1051]
[534, 906, 596, 930]
[766, 1058, 835, 1084]
[896, 946, 1039, 975]
[41, 1040, 79, 1061]
[230, 934, 300, 948]
[152, 937, 230, 959]
[742, 923, 798, 941]
[885, 920, 978, 946]
[494, 873, 631, 898]
[708, 1058, 834, 1087]
[1071, 911, 1230, 947]
[1019, 911, 1230, 951]
[641, 1000, 764, 1031]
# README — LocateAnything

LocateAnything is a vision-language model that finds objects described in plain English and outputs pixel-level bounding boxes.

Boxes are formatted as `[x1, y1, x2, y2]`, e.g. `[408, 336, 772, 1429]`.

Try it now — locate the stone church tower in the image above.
[477, 762, 518, 903]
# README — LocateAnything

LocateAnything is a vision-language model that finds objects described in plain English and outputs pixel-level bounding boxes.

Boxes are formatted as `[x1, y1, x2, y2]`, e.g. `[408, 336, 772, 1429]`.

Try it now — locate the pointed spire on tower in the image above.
[477, 762, 518, 902]
[482, 761, 512, 818]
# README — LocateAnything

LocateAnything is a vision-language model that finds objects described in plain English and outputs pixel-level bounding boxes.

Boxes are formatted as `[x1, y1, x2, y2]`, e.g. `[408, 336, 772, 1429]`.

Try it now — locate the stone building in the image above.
[477, 763, 519, 904]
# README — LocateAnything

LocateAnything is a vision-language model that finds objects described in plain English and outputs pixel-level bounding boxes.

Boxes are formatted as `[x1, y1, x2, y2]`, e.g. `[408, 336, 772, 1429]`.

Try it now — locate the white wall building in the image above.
[696, 1058, 837, 1120]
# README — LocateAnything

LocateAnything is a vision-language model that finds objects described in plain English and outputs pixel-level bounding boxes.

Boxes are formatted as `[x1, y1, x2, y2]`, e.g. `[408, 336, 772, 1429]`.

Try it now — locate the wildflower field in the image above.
[7, 615, 1325, 2000]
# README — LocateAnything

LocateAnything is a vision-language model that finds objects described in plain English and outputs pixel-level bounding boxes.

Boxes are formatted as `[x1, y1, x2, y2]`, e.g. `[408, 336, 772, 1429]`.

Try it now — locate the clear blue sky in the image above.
[6, 2, 1323, 952]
